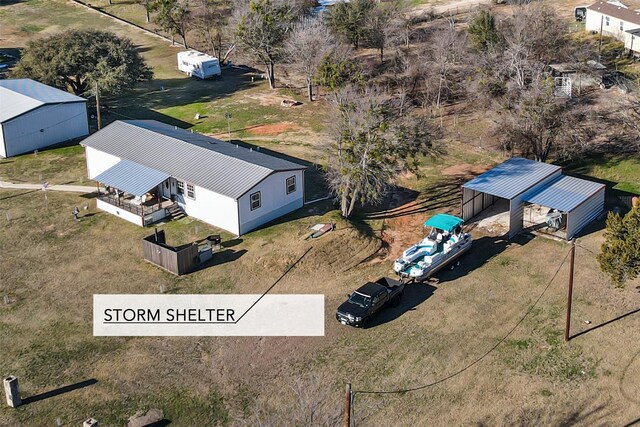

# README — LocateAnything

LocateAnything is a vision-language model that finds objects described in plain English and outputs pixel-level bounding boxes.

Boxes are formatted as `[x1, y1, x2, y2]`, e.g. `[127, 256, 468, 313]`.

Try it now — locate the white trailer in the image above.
[177, 50, 221, 79]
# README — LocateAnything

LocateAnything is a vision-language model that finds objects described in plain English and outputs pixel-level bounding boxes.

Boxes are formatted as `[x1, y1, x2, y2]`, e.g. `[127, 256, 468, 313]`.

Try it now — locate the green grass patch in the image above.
[565, 155, 640, 194]
[0, 145, 88, 185]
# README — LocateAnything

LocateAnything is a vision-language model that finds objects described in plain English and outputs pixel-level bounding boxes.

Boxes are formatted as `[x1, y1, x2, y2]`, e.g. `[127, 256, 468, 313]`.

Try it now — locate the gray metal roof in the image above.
[524, 175, 606, 213]
[463, 157, 561, 200]
[94, 159, 170, 197]
[82, 120, 306, 199]
[0, 79, 86, 123]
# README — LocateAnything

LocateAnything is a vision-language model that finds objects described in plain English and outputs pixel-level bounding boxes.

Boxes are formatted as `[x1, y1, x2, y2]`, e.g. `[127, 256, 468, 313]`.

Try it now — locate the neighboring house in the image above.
[586, 2, 640, 55]
[0, 79, 89, 158]
[82, 120, 306, 236]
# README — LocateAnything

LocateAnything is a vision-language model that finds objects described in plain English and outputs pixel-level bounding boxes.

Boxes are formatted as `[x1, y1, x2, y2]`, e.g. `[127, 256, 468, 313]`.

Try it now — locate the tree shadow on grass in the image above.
[22, 379, 97, 405]
[109, 67, 261, 115]
[366, 283, 438, 328]
[433, 234, 533, 284]
[475, 401, 610, 426]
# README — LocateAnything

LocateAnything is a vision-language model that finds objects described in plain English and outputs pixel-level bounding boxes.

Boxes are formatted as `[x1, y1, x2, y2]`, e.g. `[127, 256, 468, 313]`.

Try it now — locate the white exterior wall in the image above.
[566, 187, 605, 240]
[85, 147, 121, 179]
[508, 170, 563, 238]
[0, 127, 5, 158]
[175, 182, 240, 235]
[626, 31, 640, 53]
[238, 170, 304, 235]
[97, 199, 143, 226]
[586, 10, 640, 42]
[1, 102, 88, 157]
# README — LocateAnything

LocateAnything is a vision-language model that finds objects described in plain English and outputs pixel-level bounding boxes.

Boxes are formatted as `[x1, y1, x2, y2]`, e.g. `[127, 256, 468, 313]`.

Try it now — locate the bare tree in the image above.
[425, 19, 466, 109]
[139, 0, 155, 23]
[191, 0, 235, 63]
[285, 18, 336, 101]
[237, 373, 342, 426]
[496, 76, 569, 162]
[235, 0, 296, 89]
[152, 0, 190, 48]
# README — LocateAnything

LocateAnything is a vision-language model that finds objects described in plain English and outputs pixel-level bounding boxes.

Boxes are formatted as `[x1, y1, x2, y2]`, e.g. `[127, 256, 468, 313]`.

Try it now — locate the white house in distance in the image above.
[177, 50, 221, 79]
[82, 120, 306, 235]
[585, 1, 640, 55]
[0, 79, 89, 157]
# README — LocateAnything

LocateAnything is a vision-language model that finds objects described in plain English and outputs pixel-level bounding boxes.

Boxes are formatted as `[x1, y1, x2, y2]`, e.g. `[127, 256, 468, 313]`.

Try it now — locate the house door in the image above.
[161, 179, 171, 199]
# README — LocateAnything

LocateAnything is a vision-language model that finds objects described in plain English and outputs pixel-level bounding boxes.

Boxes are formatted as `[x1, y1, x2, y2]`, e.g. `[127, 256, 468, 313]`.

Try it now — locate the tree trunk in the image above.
[181, 29, 188, 49]
[380, 44, 384, 64]
[307, 77, 313, 102]
[267, 61, 275, 89]
[347, 186, 360, 217]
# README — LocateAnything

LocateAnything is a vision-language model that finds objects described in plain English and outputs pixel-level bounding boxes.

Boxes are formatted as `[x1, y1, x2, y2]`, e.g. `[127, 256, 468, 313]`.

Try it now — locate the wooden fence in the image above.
[142, 230, 199, 275]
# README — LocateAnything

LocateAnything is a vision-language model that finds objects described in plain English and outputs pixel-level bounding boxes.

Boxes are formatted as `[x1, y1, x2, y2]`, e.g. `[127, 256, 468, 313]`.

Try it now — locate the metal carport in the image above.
[461, 158, 562, 238]
[523, 175, 606, 240]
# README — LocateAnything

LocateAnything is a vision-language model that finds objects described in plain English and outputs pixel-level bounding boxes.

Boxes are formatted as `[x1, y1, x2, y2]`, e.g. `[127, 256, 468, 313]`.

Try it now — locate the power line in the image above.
[351, 247, 572, 397]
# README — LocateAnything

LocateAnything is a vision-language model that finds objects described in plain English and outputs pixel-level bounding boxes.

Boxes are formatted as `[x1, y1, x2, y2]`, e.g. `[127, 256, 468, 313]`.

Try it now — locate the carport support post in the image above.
[344, 383, 351, 427]
[564, 239, 576, 342]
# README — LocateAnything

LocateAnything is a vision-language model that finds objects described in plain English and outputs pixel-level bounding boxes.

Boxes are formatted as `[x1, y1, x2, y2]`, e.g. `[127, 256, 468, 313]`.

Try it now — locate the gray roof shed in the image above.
[462, 157, 561, 199]
[0, 79, 86, 123]
[82, 120, 306, 200]
[524, 175, 606, 213]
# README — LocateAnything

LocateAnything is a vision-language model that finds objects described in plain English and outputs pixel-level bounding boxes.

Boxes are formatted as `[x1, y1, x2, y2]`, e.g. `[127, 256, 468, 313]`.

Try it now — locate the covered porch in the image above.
[94, 159, 176, 227]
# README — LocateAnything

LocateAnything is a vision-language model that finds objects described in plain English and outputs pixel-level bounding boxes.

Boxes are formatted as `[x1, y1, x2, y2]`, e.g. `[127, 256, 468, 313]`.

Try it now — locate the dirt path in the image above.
[413, 0, 491, 15]
[0, 180, 98, 193]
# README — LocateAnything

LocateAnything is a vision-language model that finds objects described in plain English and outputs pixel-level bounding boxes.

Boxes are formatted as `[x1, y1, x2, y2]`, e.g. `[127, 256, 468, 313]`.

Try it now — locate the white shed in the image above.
[82, 120, 306, 235]
[0, 79, 89, 157]
[177, 50, 221, 79]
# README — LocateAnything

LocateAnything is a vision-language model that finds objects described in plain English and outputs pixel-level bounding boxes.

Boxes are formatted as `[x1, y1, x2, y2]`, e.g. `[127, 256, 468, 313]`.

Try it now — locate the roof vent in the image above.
[190, 129, 193, 133]
[250, 148, 253, 152]
[174, 126, 177, 130]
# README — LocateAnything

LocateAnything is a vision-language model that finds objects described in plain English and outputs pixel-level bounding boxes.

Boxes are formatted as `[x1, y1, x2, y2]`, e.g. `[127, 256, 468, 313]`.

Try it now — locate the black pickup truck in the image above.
[336, 277, 405, 328]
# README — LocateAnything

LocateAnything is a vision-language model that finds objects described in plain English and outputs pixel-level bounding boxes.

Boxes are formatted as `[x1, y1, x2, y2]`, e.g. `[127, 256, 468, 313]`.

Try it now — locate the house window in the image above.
[286, 176, 296, 194]
[605, 16, 610, 26]
[250, 191, 261, 211]
[186, 183, 195, 200]
[176, 180, 185, 195]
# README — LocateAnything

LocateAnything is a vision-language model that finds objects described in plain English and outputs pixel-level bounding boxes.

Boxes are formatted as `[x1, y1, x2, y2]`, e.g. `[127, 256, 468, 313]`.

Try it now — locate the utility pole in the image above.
[564, 239, 576, 342]
[225, 112, 232, 141]
[95, 81, 102, 131]
[598, 15, 604, 62]
[344, 383, 351, 427]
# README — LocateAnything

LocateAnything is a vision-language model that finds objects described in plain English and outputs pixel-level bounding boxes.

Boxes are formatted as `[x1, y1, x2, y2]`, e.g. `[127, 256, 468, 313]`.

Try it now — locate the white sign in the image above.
[93, 294, 325, 336]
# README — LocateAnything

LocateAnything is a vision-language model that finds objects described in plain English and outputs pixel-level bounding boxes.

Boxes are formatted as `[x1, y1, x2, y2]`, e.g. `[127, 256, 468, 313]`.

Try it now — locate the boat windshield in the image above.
[348, 292, 371, 308]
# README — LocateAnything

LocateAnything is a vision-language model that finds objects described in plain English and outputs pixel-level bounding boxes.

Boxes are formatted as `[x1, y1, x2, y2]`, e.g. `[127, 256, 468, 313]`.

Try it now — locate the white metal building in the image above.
[177, 50, 221, 79]
[461, 158, 605, 240]
[0, 79, 89, 157]
[586, 2, 640, 48]
[82, 120, 306, 235]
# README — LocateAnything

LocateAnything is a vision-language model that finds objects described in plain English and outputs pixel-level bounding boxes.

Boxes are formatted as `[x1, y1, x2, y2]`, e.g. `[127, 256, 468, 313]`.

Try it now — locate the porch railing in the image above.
[98, 194, 165, 217]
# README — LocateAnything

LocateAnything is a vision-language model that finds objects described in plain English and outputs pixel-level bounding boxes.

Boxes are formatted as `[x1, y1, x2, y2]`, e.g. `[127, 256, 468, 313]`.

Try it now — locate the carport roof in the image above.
[524, 175, 605, 213]
[463, 158, 561, 200]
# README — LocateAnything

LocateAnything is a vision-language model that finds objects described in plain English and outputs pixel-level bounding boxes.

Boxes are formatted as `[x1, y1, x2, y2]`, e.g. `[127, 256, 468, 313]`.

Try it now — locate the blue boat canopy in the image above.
[423, 214, 464, 232]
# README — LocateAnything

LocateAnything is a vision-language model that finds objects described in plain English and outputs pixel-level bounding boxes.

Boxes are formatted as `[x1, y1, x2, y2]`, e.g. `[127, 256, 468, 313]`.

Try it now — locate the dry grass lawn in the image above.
[0, 0, 639, 425]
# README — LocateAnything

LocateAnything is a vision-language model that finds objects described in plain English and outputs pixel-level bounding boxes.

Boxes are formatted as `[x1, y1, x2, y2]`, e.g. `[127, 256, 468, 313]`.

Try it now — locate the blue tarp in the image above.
[423, 214, 465, 232]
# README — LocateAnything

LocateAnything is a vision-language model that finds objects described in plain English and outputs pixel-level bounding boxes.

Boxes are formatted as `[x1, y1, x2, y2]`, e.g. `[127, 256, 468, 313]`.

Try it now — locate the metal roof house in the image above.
[82, 120, 306, 235]
[461, 158, 605, 240]
[585, 2, 640, 55]
[0, 79, 89, 157]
